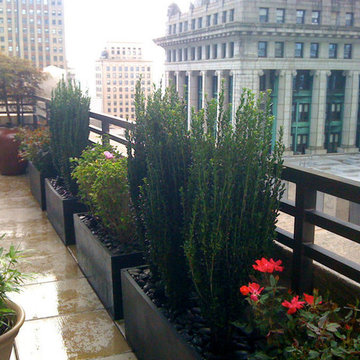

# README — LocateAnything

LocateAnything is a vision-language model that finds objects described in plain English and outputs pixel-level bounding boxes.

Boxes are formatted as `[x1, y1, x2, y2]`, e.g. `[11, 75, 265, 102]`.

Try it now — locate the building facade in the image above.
[0, 0, 66, 69]
[95, 42, 153, 121]
[154, 0, 360, 155]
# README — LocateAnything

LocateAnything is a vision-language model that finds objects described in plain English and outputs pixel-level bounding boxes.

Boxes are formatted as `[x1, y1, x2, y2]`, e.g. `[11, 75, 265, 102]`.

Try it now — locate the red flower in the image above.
[252, 258, 284, 273]
[282, 296, 305, 315]
[269, 258, 284, 272]
[240, 282, 264, 302]
[303, 293, 314, 305]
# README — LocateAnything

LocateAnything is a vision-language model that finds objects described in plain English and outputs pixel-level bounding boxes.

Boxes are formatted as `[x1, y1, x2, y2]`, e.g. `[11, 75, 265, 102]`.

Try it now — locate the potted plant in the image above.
[122, 85, 284, 359]
[45, 78, 89, 245]
[0, 237, 27, 360]
[72, 142, 143, 319]
[16, 127, 56, 210]
[0, 54, 44, 175]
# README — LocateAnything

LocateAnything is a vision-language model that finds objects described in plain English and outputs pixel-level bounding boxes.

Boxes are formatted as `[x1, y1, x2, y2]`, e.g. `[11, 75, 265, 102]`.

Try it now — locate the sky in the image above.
[64, 0, 191, 102]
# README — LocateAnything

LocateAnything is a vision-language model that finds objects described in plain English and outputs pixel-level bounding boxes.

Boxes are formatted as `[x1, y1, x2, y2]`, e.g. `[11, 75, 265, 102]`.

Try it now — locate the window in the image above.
[206, 15, 211, 26]
[310, 43, 319, 58]
[197, 46, 202, 60]
[178, 49, 182, 61]
[184, 21, 188, 32]
[276, 8, 285, 23]
[191, 18, 195, 30]
[222, 11, 227, 23]
[344, 44, 352, 59]
[229, 9, 234, 22]
[295, 42, 303, 58]
[191, 47, 195, 60]
[212, 44, 217, 59]
[172, 24, 176, 34]
[275, 42, 284, 58]
[167, 50, 171, 62]
[296, 10, 305, 24]
[229, 42, 234, 58]
[198, 17, 202, 28]
[179, 22, 183, 32]
[206, 44, 210, 59]
[213, 13, 218, 25]
[345, 12, 354, 26]
[329, 43, 337, 58]
[184, 48, 188, 61]
[258, 41, 267, 57]
[221, 43, 226, 58]
[312, 11, 320, 24]
[259, 8, 269, 23]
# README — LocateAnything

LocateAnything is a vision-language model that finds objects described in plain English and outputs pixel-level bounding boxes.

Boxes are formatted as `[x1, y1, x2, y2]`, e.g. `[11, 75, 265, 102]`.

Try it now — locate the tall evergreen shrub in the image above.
[49, 79, 90, 194]
[127, 83, 192, 309]
[183, 89, 284, 350]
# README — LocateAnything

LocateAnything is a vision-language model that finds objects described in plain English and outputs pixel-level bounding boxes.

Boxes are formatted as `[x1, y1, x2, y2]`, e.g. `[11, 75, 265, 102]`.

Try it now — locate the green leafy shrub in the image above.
[49, 78, 90, 195]
[240, 258, 360, 360]
[183, 90, 284, 350]
[16, 126, 56, 175]
[72, 143, 135, 243]
[0, 235, 28, 335]
[127, 82, 191, 309]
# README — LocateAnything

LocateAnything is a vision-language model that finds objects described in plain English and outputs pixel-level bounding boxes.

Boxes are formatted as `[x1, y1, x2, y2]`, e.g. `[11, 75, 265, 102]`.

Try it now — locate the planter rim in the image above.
[45, 177, 76, 202]
[74, 213, 142, 258]
[0, 299, 25, 343]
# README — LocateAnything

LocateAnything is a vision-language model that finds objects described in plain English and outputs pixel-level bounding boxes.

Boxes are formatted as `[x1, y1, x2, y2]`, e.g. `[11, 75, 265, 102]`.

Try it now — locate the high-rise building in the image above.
[0, 0, 66, 70]
[154, 0, 360, 156]
[95, 42, 153, 121]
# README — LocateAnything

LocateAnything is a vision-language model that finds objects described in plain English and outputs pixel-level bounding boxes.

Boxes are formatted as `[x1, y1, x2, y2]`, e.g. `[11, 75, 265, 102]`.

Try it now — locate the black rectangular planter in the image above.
[45, 178, 86, 245]
[121, 268, 202, 360]
[74, 213, 144, 319]
[28, 161, 46, 210]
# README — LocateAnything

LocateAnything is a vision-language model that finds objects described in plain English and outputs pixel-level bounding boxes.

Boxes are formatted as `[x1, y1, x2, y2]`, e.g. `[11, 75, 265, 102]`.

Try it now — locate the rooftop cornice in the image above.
[154, 22, 360, 47]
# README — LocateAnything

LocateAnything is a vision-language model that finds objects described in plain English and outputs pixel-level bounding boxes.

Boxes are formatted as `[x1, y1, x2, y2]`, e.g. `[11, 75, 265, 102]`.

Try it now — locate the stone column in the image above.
[276, 70, 296, 153]
[186, 71, 199, 128]
[308, 70, 330, 154]
[176, 71, 186, 98]
[201, 71, 210, 109]
[339, 70, 360, 153]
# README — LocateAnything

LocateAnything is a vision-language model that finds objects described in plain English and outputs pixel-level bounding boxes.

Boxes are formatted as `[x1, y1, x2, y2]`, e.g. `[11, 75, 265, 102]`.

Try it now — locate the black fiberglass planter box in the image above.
[28, 161, 46, 210]
[45, 178, 86, 245]
[121, 268, 202, 360]
[74, 213, 144, 319]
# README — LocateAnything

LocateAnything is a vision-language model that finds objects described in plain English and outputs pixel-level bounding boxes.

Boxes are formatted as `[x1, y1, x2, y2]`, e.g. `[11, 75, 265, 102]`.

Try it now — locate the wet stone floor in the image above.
[0, 174, 137, 360]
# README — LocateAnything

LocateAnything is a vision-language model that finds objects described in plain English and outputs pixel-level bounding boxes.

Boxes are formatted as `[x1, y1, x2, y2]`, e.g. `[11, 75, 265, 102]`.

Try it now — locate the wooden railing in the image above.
[26, 96, 360, 292]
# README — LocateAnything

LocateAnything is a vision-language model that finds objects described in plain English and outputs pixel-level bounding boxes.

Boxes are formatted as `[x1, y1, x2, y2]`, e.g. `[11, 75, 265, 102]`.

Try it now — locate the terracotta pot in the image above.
[0, 300, 25, 360]
[0, 128, 27, 176]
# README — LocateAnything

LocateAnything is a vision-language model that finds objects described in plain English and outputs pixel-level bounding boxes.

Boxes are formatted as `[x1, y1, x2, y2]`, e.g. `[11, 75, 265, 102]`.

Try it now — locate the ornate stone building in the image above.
[154, 0, 360, 155]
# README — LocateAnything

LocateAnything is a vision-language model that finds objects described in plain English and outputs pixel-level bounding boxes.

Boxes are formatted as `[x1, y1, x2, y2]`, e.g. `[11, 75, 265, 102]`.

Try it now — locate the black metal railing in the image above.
[18, 96, 360, 292]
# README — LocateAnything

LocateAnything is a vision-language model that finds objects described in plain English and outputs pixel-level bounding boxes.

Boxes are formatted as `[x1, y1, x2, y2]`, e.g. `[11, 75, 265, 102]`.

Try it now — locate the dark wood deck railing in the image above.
[14, 96, 360, 293]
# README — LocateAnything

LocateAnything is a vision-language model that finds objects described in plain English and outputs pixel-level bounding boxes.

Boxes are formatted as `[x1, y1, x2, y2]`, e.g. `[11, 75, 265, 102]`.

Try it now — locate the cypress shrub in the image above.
[127, 82, 192, 309]
[49, 78, 90, 195]
[183, 89, 284, 351]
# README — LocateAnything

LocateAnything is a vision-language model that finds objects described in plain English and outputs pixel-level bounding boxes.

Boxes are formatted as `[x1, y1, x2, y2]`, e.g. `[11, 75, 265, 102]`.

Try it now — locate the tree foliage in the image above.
[183, 89, 284, 351]
[49, 78, 90, 195]
[0, 54, 44, 125]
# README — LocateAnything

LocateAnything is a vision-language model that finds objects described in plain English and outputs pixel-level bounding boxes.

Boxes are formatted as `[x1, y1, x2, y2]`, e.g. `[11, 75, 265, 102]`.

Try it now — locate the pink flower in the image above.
[240, 282, 264, 302]
[104, 151, 114, 159]
[282, 296, 305, 315]
[252, 258, 284, 273]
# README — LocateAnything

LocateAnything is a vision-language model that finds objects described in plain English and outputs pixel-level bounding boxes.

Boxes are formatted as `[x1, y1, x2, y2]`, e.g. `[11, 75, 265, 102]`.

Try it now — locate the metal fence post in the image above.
[102, 119, 110, 145]
[292, 183, 317, 294]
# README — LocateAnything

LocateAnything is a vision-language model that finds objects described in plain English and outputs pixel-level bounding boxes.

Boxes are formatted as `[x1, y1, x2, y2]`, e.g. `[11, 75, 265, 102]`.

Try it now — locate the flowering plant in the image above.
[16, 127, 56, 175]
[71, 142, 135, 244]
[239, 258, 360, 359]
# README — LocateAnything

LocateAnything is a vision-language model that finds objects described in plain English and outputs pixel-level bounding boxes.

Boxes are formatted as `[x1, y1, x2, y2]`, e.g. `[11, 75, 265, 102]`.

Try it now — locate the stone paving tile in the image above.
[15, 310, 131, 360]
[16, 253, 84, 285]
[10, 278, 104, 321]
